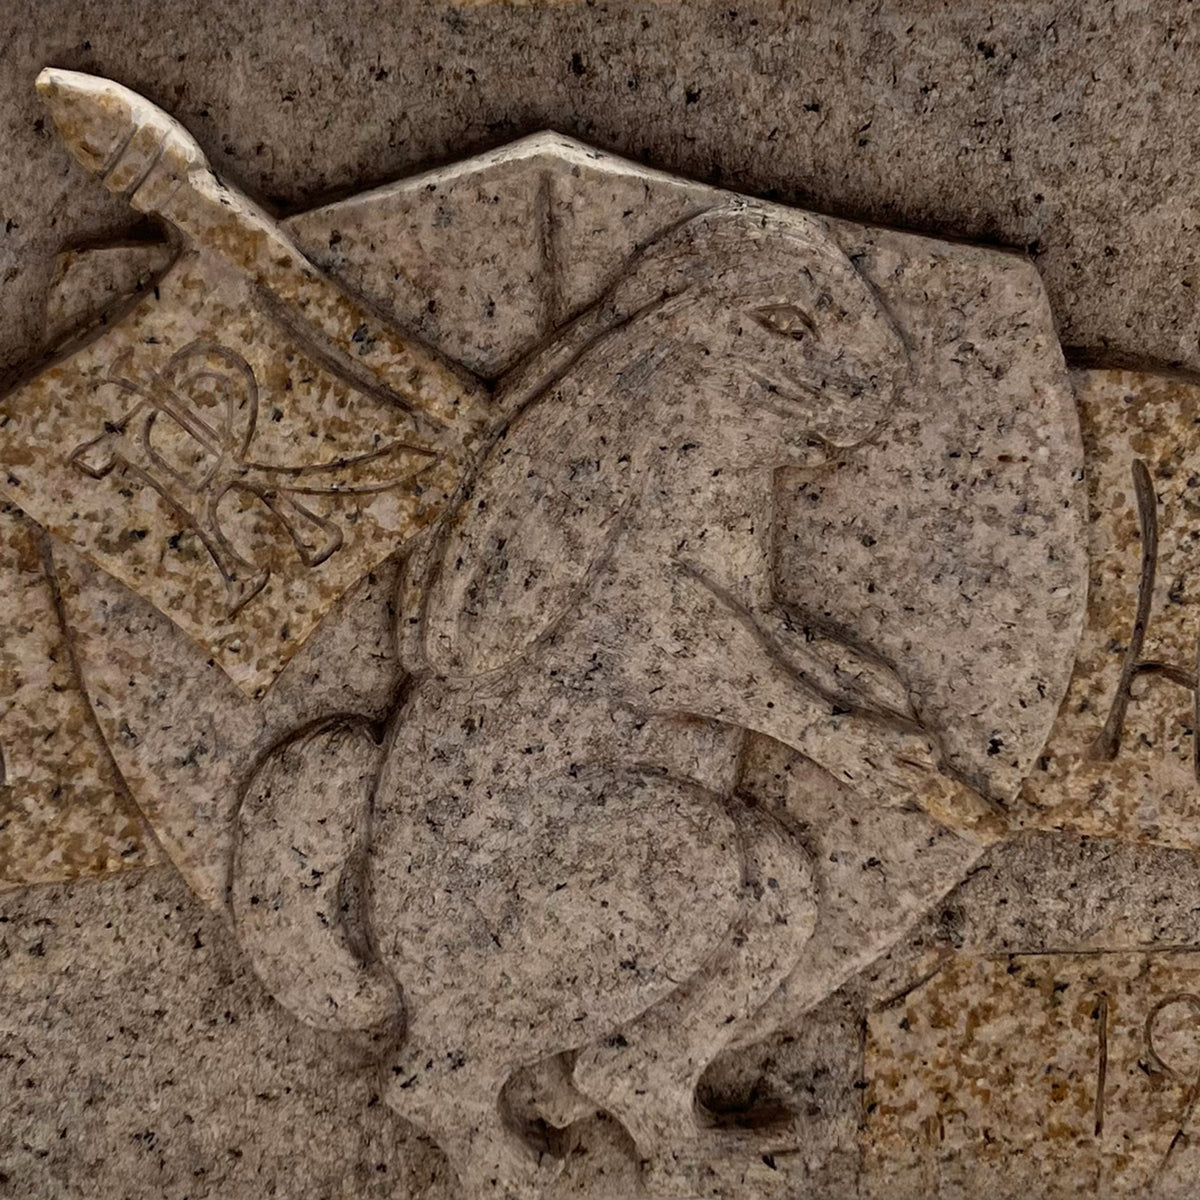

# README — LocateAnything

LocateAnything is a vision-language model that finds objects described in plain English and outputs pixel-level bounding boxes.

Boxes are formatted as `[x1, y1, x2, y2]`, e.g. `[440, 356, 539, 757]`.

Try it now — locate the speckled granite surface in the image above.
[0, 868, 450, 1199]
[0, 502, 154, 887]
[6, 1, 1200, 380]
[4, 6, 1200, 1199]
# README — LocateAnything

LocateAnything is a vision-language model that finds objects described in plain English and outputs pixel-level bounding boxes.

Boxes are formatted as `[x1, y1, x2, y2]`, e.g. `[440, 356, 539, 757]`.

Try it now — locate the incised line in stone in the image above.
[1146, 992, 1200, 1181]
[69, 339, 437, 617]
[1092, 458, 1200, 782]
[37, 531, 165, 867]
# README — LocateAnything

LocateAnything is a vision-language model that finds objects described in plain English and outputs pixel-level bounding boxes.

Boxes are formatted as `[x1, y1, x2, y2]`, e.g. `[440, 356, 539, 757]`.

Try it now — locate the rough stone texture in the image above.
[0, 867, 449, 1200]
[9, 828, 1200, 1199]
[1020, 369, 1200, 848]
[864, 952, 1200, 1198]
[4, 13, 1200, 1200]
[7, 1, 1200, 384]
[0, 71, 484, 696]
[42, 241, 174, 348]
[850, 830, 1200, 1200]
[0, 57, 1096, 1198]
[0, 73, 1093, 1194]
[51, 541, 404, 906]
[0, 502, 154, 887]
[0, 102, 1085, 873]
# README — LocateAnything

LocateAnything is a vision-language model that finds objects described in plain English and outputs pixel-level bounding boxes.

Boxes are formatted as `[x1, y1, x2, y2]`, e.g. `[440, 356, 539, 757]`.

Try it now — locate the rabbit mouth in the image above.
[747, 360, 888, 434]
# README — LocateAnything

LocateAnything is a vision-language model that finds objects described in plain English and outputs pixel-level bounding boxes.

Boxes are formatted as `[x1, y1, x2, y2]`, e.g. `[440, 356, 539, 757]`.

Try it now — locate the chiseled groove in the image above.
[1090, 458, 1158, 763]
[117, 138, 167, 203]
[536, 165, 564, 334]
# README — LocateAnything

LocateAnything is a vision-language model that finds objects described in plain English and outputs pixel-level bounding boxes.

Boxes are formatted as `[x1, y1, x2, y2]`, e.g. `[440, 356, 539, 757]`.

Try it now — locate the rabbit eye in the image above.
[750, 303, 816, 341]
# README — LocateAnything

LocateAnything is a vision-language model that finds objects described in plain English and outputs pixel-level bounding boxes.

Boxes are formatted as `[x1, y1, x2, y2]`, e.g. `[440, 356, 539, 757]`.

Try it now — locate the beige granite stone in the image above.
[7, 2, 1200, 380]
[0, 501, 154, 888]
[0, 240, 174, 892]
[1, 42, 1195, 1200]
[862, 951, 1200, 1199]
[0, 67, 1095, 1197]
[0, 72, 485, 697]
[49, 539, 405, 907]
[1021, 369, 1200, 848]
[0, 867, 449, 1199]
[43, 240, 174, 348]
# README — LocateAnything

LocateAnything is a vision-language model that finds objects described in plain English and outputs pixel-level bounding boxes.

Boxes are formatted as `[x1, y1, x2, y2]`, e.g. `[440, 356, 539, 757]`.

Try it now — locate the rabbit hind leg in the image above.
[571, 801, 817, 1187]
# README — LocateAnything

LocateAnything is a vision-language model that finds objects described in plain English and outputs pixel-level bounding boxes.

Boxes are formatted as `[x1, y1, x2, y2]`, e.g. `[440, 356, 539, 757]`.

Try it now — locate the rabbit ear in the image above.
[492, 204, 767, 425]
[413, 217, 720, 679]
[491, 224, 702, 425]
[417, 337, 646, 678]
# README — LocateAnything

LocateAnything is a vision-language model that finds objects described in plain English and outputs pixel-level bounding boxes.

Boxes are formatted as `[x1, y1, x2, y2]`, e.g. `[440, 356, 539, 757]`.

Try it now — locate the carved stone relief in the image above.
[0, 501, 153, 885]
[0, 67, 1195, 1200]
[1018, 369, 1200, 847]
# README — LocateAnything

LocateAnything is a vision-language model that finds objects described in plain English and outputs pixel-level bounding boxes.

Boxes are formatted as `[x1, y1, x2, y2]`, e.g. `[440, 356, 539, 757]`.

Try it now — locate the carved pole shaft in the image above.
[35, 68, 493, 458]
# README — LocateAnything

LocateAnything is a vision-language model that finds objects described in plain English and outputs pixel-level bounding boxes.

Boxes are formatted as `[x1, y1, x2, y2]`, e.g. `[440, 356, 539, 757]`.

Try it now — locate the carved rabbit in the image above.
[234, 207, 997, 1196]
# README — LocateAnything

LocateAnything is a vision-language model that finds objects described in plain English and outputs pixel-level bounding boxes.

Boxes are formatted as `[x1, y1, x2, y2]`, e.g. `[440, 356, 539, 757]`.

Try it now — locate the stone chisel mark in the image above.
[1091, 457, 1200, 783]
[1091, 458, 1158, 765]
[1147, 993, 1200, 1185]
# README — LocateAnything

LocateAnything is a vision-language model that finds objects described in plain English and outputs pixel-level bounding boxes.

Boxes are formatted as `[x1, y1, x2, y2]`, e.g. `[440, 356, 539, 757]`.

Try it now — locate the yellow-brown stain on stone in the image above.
[1017, 369, 1200, 849]
[0, 250, 468, 696]
[0, 502, 157, 887]
[862, 951, 1200, 1197]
